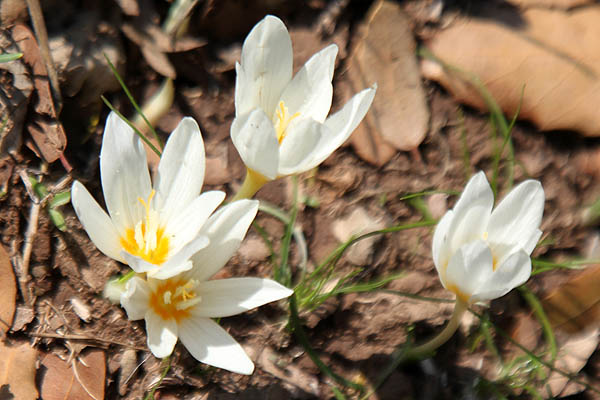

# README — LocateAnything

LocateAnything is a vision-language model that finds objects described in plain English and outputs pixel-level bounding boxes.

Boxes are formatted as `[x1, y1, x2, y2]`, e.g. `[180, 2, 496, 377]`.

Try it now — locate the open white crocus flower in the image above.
[231, 15, 376, 198]
[72, 112, 225, 280]
[120, 199, 293, 374]
[432, 171, 544, 304]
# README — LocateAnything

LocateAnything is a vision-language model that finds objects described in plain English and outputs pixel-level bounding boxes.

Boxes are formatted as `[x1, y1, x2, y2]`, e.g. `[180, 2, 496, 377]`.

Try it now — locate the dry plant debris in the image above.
[348, 0, 429, 166]
[422, 4, 600, 137]
[41, 349, 106, 400]
[0, 243, 16, 336]
[0, 341, 38, 400]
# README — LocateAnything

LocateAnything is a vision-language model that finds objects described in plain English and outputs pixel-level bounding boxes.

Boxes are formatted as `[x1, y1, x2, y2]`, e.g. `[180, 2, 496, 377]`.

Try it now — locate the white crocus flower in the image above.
[432, 171, 545, 304]
[230, 15, 376, 199]
[120, 199, 293, 374]
[72, 112, 225, 280]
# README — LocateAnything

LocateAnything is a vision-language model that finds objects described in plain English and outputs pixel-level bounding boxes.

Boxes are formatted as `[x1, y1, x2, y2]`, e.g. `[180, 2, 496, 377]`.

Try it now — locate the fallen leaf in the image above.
[541, 264, 600, 333]
[422, 6, 600, 137]
[0, 243, 16, 336]
[348, 0, 429, 165]
[12, 24, 66, 162]
[41, 350, 106, 400]
[506, 0, 594, 9]
[546, 328, 599, 397]
[0, 342, 39, 400]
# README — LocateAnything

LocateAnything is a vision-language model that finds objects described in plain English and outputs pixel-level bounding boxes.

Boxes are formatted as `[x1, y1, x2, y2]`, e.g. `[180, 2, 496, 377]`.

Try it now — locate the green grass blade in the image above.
[101, 96, 162, 157]
[103, 54, 164, 149]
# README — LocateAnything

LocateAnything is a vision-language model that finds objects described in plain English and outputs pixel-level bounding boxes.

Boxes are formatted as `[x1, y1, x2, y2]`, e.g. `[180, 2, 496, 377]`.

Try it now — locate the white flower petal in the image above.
[148, 235, 210, 280]
[155, 117, 205, 222]
[278, 118, 326, 176]
[523, 229, 543, 255]
[166, 191, 226, 251]
[193, 278, 292, 318]
[120, 277, 151, 320]
[432, 209, 454, 272]
[148, 260, 193, 280]
[488, 180, 545, 256]
[231, 110, 280, 180]
[100, 112, 152, 233]
[145, 311, 178, 358]
[446, 171, 494, 253]
[236, 15, 293, 117]
[445, 240, 494, 302]
[304, 85, 376, 169]
[71, 181, 122, 261]
[178, 316, 254, 374]
[471, 250, 531, 302]
[279, 44, 338, 122]
[191, 200, 259, 282]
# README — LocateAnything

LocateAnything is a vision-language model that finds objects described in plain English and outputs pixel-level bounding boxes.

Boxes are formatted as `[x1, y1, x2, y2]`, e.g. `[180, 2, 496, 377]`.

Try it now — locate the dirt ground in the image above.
[2, 0, 600, 399]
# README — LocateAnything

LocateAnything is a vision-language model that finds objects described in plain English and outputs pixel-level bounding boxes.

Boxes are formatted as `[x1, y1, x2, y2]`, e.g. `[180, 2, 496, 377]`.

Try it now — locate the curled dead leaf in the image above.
[12, 23, 66, 162]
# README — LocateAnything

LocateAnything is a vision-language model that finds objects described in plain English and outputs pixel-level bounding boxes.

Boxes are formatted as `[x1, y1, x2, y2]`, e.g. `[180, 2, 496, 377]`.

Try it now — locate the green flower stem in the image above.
[407, 298, 468, 358]
[363, 298, 468, 400]
[231, 168, 270, 201]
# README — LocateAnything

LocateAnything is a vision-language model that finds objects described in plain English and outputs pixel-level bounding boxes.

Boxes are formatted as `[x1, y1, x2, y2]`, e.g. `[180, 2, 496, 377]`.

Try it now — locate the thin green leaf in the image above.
[519, 286, 557, 361]
[103, 54, 164, 149]
[0, 53, 23, 62]
[101, 96, 162, 157]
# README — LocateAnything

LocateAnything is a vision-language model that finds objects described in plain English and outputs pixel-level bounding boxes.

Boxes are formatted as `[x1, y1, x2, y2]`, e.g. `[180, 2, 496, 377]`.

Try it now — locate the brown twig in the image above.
[25, 0, 62, 112]
[28, 331, 147, 351]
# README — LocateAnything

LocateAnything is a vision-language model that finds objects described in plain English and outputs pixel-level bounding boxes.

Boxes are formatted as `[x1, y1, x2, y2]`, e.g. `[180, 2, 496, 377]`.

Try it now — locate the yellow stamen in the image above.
[149, 279, 201, 323]
[274, 101, 300, 144]
[120, 190, 170, 264]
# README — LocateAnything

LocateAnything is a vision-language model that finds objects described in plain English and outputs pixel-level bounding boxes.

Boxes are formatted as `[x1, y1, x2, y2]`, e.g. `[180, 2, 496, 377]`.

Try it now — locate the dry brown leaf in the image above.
[41, 350, 106, 400]
[0, 342, 39, 400]
[547, 328, 598, 397]
[506, 0, 594, 9]
[0, 243, 16, 336]
[541, 264, 600, 333]
[422, 6, 600, 137]
[348, 0, 429, 165]
[12, 23, 66, 162]
[0, 28, 32, 160]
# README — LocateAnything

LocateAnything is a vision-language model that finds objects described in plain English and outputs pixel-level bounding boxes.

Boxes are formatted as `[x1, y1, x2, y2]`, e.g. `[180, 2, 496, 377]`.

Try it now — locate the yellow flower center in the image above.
[446, 283, 471, 304]
[274, 101, 300, 144]
[120, 190, 170, 265]
[149, 278, 202, 323]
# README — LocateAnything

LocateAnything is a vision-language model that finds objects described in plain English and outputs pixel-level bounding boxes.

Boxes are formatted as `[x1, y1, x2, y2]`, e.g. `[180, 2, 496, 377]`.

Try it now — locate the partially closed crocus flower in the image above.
[432, 171, 544, 304]
[231, 15, 376, 199]
[72, 112, 225, 279]
[120, 199, 293, 374]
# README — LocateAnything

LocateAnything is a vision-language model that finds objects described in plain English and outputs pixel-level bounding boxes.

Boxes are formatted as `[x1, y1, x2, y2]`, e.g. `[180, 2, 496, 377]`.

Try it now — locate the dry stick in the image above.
[16, 171, 40, 306]
[28, 331, 147, 351]
[25, 0, 62, 111]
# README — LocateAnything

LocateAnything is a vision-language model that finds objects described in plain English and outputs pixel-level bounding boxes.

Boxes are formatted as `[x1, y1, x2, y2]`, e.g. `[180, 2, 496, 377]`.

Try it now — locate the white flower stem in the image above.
[407, 298, 468, 358]
[231, 168, 270, 201]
